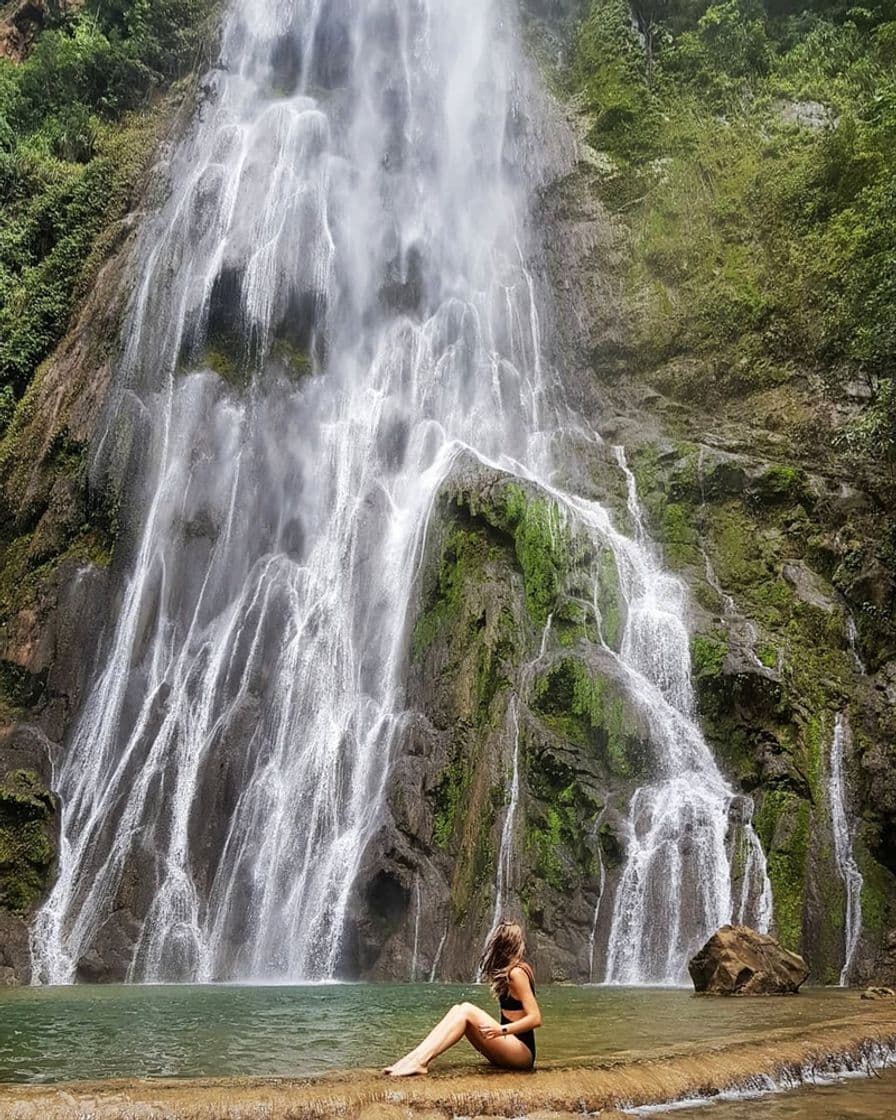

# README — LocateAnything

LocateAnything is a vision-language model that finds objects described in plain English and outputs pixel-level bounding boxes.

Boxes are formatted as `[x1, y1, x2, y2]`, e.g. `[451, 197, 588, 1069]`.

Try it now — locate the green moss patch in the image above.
[532, 658, 647, 780]
[0, 769, 56, 915]
[691, 634, 728, 680]
[412, 527, 489, 660]
[756, 787, 810, 952]
[504, 484, 570, 626]
[596, 547, 624, 649]
[524, 741, 599, 892]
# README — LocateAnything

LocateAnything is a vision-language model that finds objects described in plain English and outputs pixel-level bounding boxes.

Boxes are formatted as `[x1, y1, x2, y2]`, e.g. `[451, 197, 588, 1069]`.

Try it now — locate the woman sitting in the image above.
[385, 920, 541, 1077]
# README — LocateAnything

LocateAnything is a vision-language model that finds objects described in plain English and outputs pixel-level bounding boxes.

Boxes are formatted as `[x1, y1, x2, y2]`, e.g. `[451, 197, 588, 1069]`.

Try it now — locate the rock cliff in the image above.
[0, 0, 893, 987]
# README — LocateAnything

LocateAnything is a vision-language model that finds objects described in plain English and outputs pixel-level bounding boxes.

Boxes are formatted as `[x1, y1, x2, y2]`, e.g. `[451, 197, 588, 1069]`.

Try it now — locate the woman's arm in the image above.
[481, 966, 542, 1039]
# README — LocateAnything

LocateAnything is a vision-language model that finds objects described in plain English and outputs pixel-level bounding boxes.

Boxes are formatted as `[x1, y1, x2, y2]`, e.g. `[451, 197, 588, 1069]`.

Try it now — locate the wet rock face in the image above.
[860, 986, 895, 1000]
[689, 925, 809, 995]
[608, 431, 896, 985]
[0, 909, 31, 985]
[0, 725, 59, 984]
[347, 455, 645, 982]
[0, 726, 57, 915]
[0, 0, 64, 63]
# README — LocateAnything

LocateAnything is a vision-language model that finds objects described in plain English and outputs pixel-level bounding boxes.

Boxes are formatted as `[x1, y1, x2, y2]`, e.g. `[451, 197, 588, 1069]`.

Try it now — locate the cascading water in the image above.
[545, 452, 774, 985]
[588, 809, 608, 983]
[486, 700, 523, 944]
[410, 876, 422, 982]
[31, 0, 772, 985]
[482, 615, 554, 955]
[828, 713, 864, 986]
[33, 0, 555, 985]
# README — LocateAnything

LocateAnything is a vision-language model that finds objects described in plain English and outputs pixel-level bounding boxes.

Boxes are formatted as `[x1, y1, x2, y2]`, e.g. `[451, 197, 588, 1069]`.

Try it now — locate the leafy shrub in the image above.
[0, 0, 215, 414]
[575, 0, 896, 430]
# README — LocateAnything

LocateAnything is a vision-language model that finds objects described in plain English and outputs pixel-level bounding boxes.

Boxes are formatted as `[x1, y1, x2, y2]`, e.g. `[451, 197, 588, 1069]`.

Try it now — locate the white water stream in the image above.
[588, 809, 608, 982]
[32, 0, 772, 985]
[596, 451, 773, 984]
[829, 713, 864, 986]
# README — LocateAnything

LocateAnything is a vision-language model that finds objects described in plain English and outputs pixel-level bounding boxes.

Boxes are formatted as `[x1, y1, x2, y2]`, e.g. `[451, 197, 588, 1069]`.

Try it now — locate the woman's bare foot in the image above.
[387, 1060, 428, 1077]
[383, 1052, 429, 1077]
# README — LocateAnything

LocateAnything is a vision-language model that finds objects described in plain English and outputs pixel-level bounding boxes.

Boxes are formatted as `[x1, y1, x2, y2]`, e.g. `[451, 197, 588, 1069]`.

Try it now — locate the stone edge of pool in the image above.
[0, 1003, 894, 1119]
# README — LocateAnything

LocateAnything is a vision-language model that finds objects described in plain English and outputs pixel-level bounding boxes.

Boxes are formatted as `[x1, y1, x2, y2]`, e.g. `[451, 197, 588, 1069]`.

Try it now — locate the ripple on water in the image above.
[0, 983, 871, 1085]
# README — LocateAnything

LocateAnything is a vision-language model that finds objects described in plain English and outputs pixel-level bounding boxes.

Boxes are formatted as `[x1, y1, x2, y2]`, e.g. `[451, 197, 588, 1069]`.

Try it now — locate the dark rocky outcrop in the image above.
[0, 0, 895, 989]
[343, 453, 644, 982]
[689, 925, 810, 995]
[0, 0, 81, 62]
[0, 724, 58, 983]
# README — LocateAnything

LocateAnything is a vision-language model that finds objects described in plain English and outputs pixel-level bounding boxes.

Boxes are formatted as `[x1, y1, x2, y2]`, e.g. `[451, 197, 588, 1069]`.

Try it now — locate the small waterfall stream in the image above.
[598, 450, 773, 984]
[482, 615, 552, 952]
[588, 809, 608, 983]
[828, 713, 864, 985]
[410, 876, 422, 982]
[488, 701, 523, 937]
[32, 0, 773, 985]
[845, 613, 867, 676]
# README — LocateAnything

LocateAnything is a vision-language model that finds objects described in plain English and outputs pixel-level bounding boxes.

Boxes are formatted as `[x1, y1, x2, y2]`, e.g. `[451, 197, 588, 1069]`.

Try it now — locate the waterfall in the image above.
[31, 0, 772, 985]
[829, 713, 864, 986]
[587, 809, 607, 983]
[410, 876, 422, 982]
[597, 450, 773, 985]
[845, 613, 867, 676]
[734, 808, 774, 932]
[482, 613, 553, 953]
[487, 700, 523, 940]
[429, 928, 448, 983]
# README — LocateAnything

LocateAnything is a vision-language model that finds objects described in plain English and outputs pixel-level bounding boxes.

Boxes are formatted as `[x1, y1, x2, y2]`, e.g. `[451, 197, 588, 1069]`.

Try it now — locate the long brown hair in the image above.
[479, 920, 527, 999]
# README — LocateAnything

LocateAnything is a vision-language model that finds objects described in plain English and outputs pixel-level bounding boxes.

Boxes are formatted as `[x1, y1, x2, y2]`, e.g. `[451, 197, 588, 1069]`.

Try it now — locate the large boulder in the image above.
[861, 987, 895, 1001]
[689, 925, 809, 995]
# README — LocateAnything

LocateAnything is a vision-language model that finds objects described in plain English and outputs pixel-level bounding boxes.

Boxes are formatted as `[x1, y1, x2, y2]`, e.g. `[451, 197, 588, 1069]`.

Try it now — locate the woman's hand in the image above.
[479, 1024, 504, 1040]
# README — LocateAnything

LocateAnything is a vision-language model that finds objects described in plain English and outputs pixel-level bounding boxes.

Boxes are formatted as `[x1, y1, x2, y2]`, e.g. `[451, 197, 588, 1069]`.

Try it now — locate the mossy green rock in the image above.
[0, 768, 56, 916]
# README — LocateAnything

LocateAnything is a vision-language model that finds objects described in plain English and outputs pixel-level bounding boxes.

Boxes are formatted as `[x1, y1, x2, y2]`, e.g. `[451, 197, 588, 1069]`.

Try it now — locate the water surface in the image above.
[0, 984, 865, 1084]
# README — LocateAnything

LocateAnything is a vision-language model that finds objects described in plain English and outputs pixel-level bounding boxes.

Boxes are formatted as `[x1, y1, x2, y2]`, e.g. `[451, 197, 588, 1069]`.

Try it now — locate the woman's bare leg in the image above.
[385, 1002, 471, 1076]
[385, 1002, 533, 1076]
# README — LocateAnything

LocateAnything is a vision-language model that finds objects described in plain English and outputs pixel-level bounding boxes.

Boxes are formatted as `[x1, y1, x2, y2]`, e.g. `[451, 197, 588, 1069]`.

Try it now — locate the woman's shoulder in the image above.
[509, 962, 536, 986]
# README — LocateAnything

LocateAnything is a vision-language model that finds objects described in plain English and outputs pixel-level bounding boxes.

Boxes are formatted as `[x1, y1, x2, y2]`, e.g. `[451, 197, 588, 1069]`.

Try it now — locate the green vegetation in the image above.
[527, 800, 575, 890]
[0, 0, 217, 436]
[596, 547, 623, 648]
[0, 768, 55, 914]
[432, 745, 470, 849]
[412, 527, 488, 659]
[524, 740, 599, 890]
[859, 852, 892, 935]
[756, 786, 810, 950]
[572, 0, 896, 475]
[691, 634, 728, 679]
[504, 484, 570, 625]
[412, 520, 521, 726]
[532, 657, 647, 778]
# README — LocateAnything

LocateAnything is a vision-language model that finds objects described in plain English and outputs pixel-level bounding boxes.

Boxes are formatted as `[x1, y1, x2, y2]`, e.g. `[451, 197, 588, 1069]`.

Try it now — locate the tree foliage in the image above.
[0, 0, 215, 425]
[573, 0, 896, 465]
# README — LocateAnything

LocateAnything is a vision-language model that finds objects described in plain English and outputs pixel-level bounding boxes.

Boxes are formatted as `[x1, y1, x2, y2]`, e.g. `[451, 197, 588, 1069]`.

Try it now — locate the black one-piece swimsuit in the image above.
[498, 970, 537, 1060]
